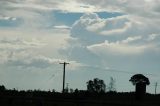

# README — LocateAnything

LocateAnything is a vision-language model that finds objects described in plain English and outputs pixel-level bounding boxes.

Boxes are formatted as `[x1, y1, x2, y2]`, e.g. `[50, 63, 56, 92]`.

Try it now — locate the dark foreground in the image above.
[0, 89, 160, 106]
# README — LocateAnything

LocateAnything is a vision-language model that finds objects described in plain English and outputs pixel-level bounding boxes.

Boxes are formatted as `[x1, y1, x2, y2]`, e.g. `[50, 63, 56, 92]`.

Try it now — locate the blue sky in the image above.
[53, 11, 123, 26]
[0, 0, 160, 94]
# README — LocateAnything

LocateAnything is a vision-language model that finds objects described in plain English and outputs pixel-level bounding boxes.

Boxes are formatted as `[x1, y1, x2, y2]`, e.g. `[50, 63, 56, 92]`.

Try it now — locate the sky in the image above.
[0, 0, 160, 94]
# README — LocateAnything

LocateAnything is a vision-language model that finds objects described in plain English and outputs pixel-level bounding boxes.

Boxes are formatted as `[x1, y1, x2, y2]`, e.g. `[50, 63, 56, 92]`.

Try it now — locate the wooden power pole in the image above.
[59, 62, 69, 93]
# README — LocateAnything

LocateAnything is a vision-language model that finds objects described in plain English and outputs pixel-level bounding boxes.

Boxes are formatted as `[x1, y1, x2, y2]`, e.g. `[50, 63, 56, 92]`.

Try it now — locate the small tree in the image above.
[107, 77, 116, 92]
[69, 88, 74, 93]
[87, 78, 106, 93]
[64, 83, 69, 93]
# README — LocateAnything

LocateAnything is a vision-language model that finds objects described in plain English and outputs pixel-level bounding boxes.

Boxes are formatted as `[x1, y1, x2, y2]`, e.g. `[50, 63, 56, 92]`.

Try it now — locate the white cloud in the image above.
[0, 16, 17, 21]
[1, 0, 160, 93]
[53, 25, 71, 29]
[0, 0, 99, 13]
[67, 10, 160, 84]
[70, 11, 160, 50]
[67, 11, 160, 76]
[147, 34, 159, 41]
[87, 40, 151, 55]
[0, 32, 82, 70]
[72, 12, 103, 33]
[56, 0, 97, 13]
[122, 36, 142, 43]
[0, 37, 46, 66]
[100, 21, 131, 35]
[71, 13, 136, 46]
[1, 0, 160, 17]
[7, 55, 58, 69]
[76, 0, 160, 18]
[0, 38, 45, 50]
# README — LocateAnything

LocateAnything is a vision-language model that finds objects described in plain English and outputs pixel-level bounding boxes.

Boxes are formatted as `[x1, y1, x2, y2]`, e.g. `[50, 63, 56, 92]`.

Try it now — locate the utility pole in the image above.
[155, 82, 158, 94]
[59, 62, 69, 93]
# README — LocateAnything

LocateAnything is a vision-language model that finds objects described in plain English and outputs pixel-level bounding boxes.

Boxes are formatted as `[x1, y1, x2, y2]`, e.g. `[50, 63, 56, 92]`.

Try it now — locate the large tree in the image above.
[86, 78, 106, 93]
[129, 74, 150, 100]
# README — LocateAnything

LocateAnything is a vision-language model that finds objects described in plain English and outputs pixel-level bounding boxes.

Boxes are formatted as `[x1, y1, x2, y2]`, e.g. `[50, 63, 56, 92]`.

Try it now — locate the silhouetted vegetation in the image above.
[86, 78, 106, 93]
[107, 77, 116, 92]
[0, 85, 160, 106]
[0, 76, 159, 106]
[130, 74, 150, 100]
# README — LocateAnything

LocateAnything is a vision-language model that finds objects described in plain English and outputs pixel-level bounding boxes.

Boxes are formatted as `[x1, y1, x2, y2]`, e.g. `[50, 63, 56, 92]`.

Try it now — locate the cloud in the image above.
[0, 37, 46, 67]
[1, 0, 160, 17]
[99, 16, 132, 35]
[0, 1, 56, 29]
[122, 36, 142, 43]
[70, 11, 160, 49]
[70, 13, 135, 47]
[0, 49, 83, 70]
[147, 34, 159, 41]
[0, 37, 83, 70]
[53, 25, 71, 29]
[0, 16, 17, 21]
[0, 0, 98, 14]
[7, 55, 58, 69]
[76, 0, 160, 18]
[87, 40, 151, 55]
[0, 0, 160, 92]
[71, 12, 160, 43]
[71, 13, 108, 45]
[66, 11, 160, 81]
[0, 38, 46, 51]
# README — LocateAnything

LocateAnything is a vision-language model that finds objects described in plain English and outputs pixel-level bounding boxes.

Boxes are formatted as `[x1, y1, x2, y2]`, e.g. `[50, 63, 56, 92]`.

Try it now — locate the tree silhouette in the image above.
[107, 77, 116, 92]
[129, 74, 150, 100]
[0, 85, 5, 91]
[87, 78, 106, 93]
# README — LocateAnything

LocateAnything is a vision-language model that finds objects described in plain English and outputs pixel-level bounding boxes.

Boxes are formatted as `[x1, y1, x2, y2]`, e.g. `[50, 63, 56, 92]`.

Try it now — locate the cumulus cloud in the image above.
[1, 0, 160, 92]
[99, 16, 132, 35]
[71, 13, 127, 45]
[71, 13, 143, 45]
[87, 40, 152, 55]
[70, 12, 160, 56]
[66, 10, 160, 81]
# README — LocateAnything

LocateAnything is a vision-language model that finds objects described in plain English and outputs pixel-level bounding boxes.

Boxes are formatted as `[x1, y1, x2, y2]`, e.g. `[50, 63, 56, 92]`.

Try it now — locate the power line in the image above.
[83, 65, 158, 77]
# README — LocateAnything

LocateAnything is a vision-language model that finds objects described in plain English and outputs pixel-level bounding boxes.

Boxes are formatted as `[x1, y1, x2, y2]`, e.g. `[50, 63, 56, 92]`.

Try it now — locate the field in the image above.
[0, 89, 160, 106]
